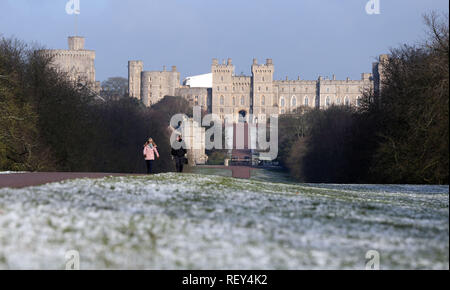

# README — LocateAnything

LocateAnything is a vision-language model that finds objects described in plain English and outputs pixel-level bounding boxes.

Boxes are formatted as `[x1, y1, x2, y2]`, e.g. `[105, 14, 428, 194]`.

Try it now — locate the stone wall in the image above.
[174, 87, 209, 112]
[141, 67, 180, 106]
[318, 76, 372, 109]
[274, 80, 318, 113]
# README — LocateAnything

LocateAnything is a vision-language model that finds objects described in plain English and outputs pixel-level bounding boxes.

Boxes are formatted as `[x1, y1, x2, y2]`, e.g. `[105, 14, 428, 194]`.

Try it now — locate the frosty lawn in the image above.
[0, 173, 448, 269]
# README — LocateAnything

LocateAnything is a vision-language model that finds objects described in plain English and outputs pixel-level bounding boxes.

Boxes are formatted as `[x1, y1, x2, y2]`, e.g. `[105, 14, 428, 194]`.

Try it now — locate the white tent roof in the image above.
[183, 73, 212, 88]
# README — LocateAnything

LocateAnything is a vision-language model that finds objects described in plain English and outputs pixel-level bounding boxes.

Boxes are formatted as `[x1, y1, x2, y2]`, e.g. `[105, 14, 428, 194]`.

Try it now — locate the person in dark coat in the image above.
[171, 135, 187, 173]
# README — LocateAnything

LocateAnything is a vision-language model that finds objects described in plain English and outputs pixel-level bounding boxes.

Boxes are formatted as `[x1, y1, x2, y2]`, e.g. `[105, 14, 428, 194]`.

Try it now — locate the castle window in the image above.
[345, 96, 350, 106]
[221, 76, 223, 82]
[241, 96, 245, 105]
[220, 95, 224, 105]
[337, 98, 341, 105]
[262, 108, 266, 114]
[326, 96, 331, 107]
[261, 95, 266, 106]
[281, 88, 284, 92]
[217, 86, 220, 91]
[262, 77, 265, 82]
[293, 88, 296, 92]
[291, 96, 297, 107]
[225, 86, 227, 91]
[281, 109, 285, 114]
[232, 96, 236, 106]
[280, 97, 285, 107]
[266, 87, 269, 91]
[258, 87, 261, 92]
[195, 96, 199, 105]
[327, 88, 329, 92]
[304, 96, 309, 107]
[356, 96, 361, 106]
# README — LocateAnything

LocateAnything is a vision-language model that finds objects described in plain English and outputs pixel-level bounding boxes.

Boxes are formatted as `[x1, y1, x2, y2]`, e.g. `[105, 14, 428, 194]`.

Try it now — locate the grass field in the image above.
[0, 173, 448, 269]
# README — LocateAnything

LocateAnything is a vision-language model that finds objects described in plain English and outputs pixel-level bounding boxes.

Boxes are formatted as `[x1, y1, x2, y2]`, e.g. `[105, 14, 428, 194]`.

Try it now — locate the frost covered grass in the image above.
[0, 173, 448, 269]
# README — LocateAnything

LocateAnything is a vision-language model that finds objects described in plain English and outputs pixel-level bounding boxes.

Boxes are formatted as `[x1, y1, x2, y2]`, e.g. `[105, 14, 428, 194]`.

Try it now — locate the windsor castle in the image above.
[39, 36, 387, 123]
[129, 56, 387, 122]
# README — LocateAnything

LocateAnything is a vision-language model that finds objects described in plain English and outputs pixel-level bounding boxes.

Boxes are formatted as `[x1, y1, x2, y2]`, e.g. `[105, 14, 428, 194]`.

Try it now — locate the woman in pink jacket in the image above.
[143, 138, 159, 174]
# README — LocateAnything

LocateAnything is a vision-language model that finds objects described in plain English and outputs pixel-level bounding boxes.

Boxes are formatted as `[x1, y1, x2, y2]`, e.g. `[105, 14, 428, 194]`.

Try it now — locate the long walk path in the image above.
[0, 172, 133, 189]
[0, 168, 255, 189]
[196, 165, 254, 179]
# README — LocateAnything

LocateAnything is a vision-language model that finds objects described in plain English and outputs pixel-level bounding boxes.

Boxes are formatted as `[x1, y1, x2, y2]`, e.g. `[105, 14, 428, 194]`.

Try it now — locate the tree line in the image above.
[278, 13, 449, 185]
[0, 37, 191, 173]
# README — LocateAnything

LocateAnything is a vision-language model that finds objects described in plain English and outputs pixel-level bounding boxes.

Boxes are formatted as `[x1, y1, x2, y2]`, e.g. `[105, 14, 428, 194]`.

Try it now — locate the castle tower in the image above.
[252, 58, 274, 117]
[373, 54, 389, 95]
[128, 60, 143, 100]
[211, 58, 234, 119]
[68, 36, 85, 50]
[140, 66, 180, 106]
[38, 36, 99, 93]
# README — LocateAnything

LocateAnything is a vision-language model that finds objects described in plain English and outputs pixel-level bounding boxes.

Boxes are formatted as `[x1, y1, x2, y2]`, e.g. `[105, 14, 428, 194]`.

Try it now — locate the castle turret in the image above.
[211, 58, 235, 118]
[252, 58, 275, 116]
[68, 36, 85, 50]
[128, 60, 143, 100]
[372, 54, 389, 95]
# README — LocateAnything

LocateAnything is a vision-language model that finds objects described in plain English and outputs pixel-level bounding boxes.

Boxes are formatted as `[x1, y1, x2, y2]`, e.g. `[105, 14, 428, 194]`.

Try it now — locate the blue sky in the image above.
[0, 0, 448, 82]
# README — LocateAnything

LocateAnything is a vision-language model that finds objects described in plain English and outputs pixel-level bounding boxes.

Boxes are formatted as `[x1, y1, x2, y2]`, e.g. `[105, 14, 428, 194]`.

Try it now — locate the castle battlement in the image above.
[40, 50, 95, 58]
[319, 79, 371, 84]
[274, 80, 317, 85]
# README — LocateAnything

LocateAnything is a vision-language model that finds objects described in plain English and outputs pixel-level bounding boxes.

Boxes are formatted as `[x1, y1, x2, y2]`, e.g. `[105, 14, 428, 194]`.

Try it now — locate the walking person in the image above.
[143, 138, 159, 174]
[171, 135, 187, 173]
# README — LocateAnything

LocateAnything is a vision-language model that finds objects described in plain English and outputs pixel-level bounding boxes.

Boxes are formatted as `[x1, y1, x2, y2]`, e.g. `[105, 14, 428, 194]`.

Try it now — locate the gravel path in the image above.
[0, 168, 254, 189]
[0, 172, 137, 189]
[196, 165, 254, 179]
